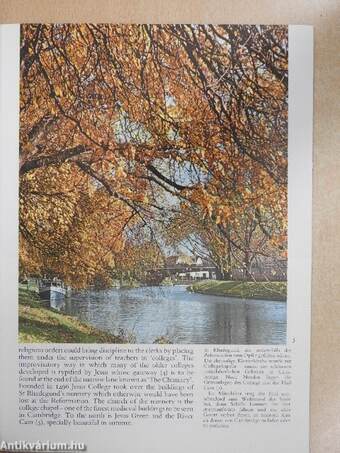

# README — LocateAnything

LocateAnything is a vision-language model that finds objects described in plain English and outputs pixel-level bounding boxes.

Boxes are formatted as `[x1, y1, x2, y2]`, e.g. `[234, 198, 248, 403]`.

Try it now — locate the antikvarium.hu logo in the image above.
[0, 440, 86, 452]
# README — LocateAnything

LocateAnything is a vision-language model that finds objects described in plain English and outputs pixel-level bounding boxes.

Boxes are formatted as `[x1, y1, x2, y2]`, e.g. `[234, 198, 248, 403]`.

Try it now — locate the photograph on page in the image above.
[18, 24, 288, 345]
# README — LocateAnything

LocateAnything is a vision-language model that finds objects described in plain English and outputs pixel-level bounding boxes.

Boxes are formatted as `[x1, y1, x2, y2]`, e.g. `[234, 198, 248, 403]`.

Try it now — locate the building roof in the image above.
[165, 254, 216, 269]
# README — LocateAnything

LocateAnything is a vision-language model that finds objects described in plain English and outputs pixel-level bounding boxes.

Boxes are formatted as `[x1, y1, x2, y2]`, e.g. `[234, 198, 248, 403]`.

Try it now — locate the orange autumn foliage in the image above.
[19, 25, 288, 287]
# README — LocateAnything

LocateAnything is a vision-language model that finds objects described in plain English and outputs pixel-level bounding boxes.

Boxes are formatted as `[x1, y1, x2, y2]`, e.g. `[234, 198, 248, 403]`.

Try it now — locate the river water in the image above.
[60, 286, 286, 344]
[58, 285, 286, 344]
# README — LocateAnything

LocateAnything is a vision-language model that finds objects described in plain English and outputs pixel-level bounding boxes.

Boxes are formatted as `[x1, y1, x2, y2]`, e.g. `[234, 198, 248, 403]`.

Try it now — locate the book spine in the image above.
[0, 23, 20, 437]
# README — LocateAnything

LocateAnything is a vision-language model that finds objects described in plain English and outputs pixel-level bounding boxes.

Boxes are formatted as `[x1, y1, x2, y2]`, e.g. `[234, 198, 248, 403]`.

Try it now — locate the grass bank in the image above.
[19, 288, 125, 343]
[188, 280, 286, 301]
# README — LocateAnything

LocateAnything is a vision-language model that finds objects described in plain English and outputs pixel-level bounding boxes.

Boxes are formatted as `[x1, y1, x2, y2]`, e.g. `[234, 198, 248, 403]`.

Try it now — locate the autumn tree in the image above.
[19, 24, 288, 287]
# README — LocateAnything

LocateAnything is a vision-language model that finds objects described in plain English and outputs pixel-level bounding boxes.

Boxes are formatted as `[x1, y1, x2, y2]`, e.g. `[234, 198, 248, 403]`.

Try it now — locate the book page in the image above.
[0, 24, 313, 453]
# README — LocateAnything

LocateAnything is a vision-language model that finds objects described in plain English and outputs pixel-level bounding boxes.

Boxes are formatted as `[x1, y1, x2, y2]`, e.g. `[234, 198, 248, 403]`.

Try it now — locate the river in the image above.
[57, 285, 286, 344]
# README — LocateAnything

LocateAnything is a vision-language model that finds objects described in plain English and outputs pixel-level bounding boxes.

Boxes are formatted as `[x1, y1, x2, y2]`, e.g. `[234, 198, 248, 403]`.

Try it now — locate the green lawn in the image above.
[19, 288, 125, 343]
[188, 280, 287, 301]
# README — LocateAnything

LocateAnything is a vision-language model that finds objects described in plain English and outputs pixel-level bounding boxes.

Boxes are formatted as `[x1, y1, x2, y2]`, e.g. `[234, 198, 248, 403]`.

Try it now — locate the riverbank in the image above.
[19, 288, 126, 343]
[188, 280, 287, 301]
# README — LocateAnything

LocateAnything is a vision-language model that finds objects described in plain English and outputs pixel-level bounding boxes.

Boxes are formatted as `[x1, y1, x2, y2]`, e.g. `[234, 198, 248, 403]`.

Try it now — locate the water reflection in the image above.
[50, 292, 66, 311]
[61, 285, 286, 344]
